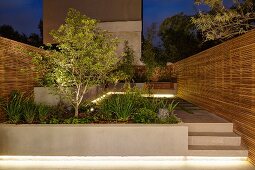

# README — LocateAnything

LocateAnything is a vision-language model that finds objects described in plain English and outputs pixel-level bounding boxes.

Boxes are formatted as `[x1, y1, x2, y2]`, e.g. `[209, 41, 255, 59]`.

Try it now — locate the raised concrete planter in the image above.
[0, 124, 188, 156]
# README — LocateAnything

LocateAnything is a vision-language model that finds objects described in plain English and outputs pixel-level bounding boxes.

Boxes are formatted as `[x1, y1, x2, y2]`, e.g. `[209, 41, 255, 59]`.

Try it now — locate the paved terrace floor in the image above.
[174, 99, 228, 123]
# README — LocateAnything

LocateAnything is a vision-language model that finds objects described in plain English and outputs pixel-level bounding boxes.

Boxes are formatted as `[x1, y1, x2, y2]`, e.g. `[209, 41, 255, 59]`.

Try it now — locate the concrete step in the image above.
[185, 123, 233, 133]
[189, 132, 241, 146]
[188, 145, 248, 157]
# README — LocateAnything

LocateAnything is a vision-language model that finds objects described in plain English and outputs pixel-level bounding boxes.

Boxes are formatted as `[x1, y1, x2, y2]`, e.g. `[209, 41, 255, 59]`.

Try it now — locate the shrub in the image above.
[141, 97, 168, 113]
[133, 108, 158, 124]
[1, 91, 24, 124]
[23, 100, 37, 124]
[49, 117, 60, 124]
[63, 117, 92, 124]
[38, 104, 51, 123]
[158, 114, 181, 124]
[99, 89, 142, 121]
[168, 100, 179, 114]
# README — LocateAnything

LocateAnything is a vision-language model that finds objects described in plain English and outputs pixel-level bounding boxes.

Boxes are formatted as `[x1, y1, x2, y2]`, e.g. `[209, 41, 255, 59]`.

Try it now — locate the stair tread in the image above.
[189, 132, 239, 137]
[189, 145, 247, 150]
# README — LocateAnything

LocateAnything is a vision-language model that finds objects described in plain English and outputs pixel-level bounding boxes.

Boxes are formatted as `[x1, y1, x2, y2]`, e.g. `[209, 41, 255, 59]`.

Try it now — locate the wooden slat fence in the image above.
[0, 37, 38, 121]
[174, 29, 255, 164]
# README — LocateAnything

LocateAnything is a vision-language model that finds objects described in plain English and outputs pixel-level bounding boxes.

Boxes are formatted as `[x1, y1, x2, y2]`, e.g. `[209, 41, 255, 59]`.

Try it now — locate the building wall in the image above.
[43, 0, 142, 65]
[0, 37, 38, 121]
[174, 30, 255, 164]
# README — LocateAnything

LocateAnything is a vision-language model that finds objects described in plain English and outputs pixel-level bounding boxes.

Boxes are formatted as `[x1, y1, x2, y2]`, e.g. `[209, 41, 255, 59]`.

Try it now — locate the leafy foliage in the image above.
[159, 13, 201, 62]
[29, 8, 120, 117]
[192, 0, 255, 41]
[142, 23, 161, 80]
[23, 99, 38, 124]
[0, 24, 43, 47]
[140, 97, 168, 113]
[168, 100, 179, 114]
[99, 90, 142, 121]
[133, 108, 158, 123]
[0, 91, 24, 124]
[108, 41, 135, 84]
[158, 114, 181, 124]
[63, 117, 93, 124]
[38, 104, 51, 123]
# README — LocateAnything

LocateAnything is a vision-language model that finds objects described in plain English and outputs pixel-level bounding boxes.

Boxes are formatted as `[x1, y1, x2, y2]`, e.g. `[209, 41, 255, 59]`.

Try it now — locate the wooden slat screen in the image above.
[0, 37, 38, 121]
[174, 29, 255, 164]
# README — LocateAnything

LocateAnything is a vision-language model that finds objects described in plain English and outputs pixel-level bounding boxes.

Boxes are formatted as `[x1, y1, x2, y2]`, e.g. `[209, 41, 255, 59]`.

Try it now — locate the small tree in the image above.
[142, 23, 159, 81]
[106, 41, 135, 85]
[192, 0, 255, 41]
[30, 9, 120, 117]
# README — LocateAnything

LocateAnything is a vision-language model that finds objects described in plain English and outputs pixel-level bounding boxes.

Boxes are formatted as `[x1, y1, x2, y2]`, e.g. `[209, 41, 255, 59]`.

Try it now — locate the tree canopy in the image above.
[30, 9, 120, 117]
[192, 0, 255, 41]
[159, 13, 201, 62]
[0, 24, 43, 47]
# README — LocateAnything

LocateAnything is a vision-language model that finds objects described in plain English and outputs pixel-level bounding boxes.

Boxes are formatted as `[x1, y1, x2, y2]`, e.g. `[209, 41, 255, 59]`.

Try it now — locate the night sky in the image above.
[0, 0, 42, 35]
[143, 0, 199, 32]
[0, 0, 232, 36]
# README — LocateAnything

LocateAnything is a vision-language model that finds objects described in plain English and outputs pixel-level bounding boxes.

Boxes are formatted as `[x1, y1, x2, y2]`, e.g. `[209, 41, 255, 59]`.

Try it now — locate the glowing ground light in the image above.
[0, 156, 250, 169]
[91, 92, 175, 103]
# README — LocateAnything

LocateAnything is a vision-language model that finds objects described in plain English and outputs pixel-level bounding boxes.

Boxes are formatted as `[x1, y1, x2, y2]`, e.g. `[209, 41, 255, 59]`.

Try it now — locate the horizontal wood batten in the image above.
[0, 37, 40, 121]
[174, 29, 255, 165]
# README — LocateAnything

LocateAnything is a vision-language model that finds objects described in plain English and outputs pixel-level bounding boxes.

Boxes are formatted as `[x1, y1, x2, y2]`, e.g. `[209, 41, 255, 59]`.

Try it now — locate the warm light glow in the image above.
[91, 92, 175, 103]
[0, 156, 249, 169]
[0, 156, 247, 161]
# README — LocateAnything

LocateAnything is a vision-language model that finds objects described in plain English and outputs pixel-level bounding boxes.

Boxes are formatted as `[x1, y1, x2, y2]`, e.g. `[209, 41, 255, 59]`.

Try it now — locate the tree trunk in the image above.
[74, 104, 79, 118]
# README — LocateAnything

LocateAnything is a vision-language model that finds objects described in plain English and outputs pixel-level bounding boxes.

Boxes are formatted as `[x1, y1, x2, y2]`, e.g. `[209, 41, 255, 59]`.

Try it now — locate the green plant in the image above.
[168, 100, 179, 114]
[141, 97, 168, 113]
[100, 89, 142, 121]
[63, 117, 92, 124]
[158, 114, 181, 124]
[192, 0, 255, 41]
[1, 91, 24, 124]
[38, 104, 50, 123]
[108, 41, 135, 84]
[28, 8, 120, 117]
[49, 117, 60, 124]
[23, 99, 37, 124]
[133, 108, 158, 124]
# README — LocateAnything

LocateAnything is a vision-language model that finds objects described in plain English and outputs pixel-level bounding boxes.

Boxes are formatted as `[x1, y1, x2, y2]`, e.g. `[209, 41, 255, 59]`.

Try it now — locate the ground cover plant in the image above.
[0, 88, 182, 124]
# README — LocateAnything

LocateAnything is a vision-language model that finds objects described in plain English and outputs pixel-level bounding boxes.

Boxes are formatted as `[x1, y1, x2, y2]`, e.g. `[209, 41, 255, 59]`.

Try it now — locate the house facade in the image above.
[43, 0, 142, 65]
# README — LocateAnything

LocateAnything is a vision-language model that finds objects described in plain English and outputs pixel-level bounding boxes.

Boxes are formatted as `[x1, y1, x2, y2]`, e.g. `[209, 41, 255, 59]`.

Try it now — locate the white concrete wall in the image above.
[34, 86, 105, 106]
[0, 124, 188, 156]
[99, 21, 142, 65]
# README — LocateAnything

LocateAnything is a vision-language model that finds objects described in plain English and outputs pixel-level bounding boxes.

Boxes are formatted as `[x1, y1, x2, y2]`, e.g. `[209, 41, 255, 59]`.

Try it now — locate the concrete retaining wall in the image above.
[34, 86, 105, 106]
[0, 124, 188, 156]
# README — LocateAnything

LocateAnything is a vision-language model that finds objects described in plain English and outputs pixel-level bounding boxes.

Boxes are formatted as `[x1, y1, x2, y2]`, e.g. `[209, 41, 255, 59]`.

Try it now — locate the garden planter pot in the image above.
[0, 124, 188, 156]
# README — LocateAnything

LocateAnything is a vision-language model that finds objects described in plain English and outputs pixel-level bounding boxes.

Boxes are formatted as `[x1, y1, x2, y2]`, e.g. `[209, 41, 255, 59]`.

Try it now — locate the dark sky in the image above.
[143, 0, 199, 32]
[0, 0, 42, 35]
[0, 0, 233, 36]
